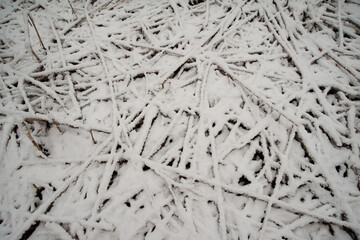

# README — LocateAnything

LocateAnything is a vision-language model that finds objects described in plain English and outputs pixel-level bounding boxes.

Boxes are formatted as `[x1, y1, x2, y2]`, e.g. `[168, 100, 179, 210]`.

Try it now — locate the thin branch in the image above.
[22, 121, 42, 152]
[27, 12, 46, 51]
[89, 129, 97, 144]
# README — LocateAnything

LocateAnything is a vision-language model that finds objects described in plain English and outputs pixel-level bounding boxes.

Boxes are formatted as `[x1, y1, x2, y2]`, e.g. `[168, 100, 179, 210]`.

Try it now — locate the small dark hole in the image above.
[204, 129, 209, 137]
[238, 176, 251, 186]
[143, 165, 150, 171]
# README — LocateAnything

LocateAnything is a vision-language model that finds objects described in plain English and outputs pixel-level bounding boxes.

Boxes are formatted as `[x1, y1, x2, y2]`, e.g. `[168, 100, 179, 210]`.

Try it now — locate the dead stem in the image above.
[22, 121, 42, 152]
[27, 13, 46, 51]
[30, 44, 41, 62]
[51, 119, 63, 133]
[89, 129, 97, 144]
[67, 0, 78, 19]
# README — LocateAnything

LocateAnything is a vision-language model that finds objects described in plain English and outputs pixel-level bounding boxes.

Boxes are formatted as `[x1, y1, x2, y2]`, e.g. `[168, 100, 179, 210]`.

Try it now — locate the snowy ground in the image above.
[1, 0, 360, 239]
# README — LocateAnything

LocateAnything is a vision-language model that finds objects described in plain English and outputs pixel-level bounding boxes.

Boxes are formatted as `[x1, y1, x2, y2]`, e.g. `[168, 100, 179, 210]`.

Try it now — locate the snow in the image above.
[1, 0, 360, 239]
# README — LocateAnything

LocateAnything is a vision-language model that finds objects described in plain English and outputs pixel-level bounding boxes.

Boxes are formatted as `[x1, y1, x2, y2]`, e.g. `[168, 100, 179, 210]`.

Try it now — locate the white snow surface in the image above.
[1, 0, 360, 239]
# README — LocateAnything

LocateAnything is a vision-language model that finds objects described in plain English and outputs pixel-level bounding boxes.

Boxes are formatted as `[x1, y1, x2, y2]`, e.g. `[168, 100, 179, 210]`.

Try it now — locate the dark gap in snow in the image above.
[342, 226, 358, 240]
[341, 212, 348, 221]
[142, 164, 150, 171]
[320, 183, 334, 197]
[102, 198, 110, 206]
[20, 221, 40, 240]
[125, 201, 131, 207]
[270, 177, 276, 190]
[167, 158, 175, 166]
[142, 114, 159, 156]
[311, 194, 318, 200]
[33, 184, 45, 201]
[280, 174, 289, 185]
[290, 98, 299, 106]
[48, 183, 56, 191]
[189, 0, 205, 6]
[38, 143, 50, 157]
[239, 123, 250, 131]
[13, 125, 20, 147]
[149, 136, 168, 158]
[185, 162, 191, 169]
[204, 129, 209, 137]
[116, 144, 121, 152]
[238, 175, 251, 186]
[107, 170, 118, 190]
[214, 41, 222, 50]
[228, 119, 237, 125]
[294, 133, 314, 164]
[252, 150, 264, 161]
[134, 118, 144, 131]
[319, 126, 339, 147]
[295, 70, 302, 78]
[131, 190, 143, 200]
[206, 145, 212, 156]
[315, 173, 324, 179]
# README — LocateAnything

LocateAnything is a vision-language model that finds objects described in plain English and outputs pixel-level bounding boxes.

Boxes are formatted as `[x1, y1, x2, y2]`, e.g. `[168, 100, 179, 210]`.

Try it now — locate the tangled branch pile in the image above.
[0, 0, 360, 239]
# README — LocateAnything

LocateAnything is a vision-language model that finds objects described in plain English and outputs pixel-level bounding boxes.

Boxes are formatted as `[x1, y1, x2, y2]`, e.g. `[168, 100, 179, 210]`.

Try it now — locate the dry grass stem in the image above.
[22, 121, 42, 152]
[27, 13, 46, 51]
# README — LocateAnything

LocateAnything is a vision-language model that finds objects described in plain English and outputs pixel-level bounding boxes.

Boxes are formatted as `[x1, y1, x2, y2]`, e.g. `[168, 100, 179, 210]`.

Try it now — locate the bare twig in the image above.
[67, 0, 78, 19]
[22, 121, 42, 152]
[89, 129, 97, 144]
[30, 44, 41, 62]
[24, 118, 47, 122]
[23, 11, 41, 62]
[52, 119, 63, 133]
[45, 109, 63, 133]
[27, 13, 46, 51]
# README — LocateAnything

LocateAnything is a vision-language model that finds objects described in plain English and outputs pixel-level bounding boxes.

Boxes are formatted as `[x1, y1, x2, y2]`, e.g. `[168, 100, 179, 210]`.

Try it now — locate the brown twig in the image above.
[51, 119, 63, 133]
[25, 116, 62, 133]
[325, 52, 360, 83]
[27, 13, 46, 51]
[67, 0, 78, 19]
[89, 129, 97, 144]
[30, 45, 41, 62]
[24, 118, 47, 122]
[22, 121, 42, 152]
[45, 109, 63, 133]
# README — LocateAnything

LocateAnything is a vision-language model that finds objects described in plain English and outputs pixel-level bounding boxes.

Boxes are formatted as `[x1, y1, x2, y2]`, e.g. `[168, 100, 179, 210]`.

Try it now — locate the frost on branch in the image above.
[0, 0, 359, 239]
